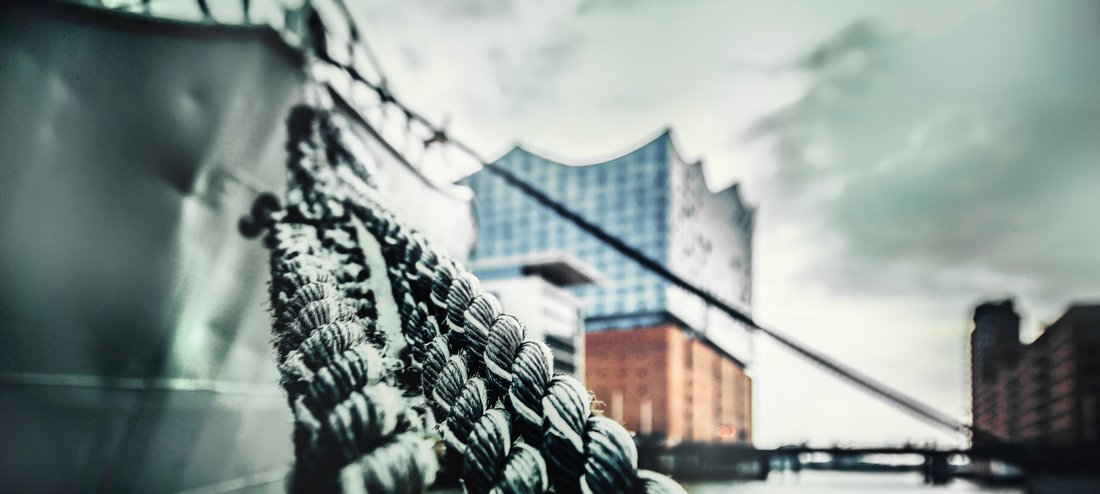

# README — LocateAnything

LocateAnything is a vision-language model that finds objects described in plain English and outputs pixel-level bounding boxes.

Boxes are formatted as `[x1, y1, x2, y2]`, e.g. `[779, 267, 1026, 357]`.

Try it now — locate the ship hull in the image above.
[1, 4, 303, 491]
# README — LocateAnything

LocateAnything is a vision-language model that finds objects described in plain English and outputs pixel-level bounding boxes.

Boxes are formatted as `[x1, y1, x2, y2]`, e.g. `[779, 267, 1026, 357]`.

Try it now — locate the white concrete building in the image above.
[472, 252, 602, 381]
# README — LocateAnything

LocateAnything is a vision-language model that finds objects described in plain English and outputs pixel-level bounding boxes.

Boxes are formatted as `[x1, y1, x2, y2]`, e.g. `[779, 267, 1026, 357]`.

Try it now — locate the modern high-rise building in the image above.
[469, 131, 755, 443]
[970, 299, 1024, 441]
[970, 300, 1100, 446]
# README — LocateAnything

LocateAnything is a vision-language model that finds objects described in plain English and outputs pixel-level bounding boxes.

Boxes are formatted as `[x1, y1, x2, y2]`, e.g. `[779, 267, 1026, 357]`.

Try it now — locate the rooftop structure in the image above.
[473, 252, 598, 380]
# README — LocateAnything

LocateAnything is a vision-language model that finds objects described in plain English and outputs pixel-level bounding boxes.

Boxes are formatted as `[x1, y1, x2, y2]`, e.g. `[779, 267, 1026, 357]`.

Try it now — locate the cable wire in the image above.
[307, 14, 975, 437]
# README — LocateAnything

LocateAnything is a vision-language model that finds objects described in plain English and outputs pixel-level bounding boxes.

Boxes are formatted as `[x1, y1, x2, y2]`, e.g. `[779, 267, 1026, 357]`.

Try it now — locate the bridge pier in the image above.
[923, 452, 950, 485]
[769, 451, 802, 477]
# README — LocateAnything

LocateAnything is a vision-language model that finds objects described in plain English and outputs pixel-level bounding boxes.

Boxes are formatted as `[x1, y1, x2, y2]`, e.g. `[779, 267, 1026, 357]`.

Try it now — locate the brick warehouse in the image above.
[971, 300, 1100, 445]
[587, 325, 752, 443]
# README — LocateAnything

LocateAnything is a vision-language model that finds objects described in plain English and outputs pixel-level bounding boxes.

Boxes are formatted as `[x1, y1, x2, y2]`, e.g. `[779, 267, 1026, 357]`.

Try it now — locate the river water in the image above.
[684, 471, 1023, 493]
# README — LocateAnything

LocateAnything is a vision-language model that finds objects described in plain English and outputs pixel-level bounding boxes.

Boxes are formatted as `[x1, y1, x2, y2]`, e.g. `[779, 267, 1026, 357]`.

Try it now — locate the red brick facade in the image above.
[970, 302, 1100, 445]
[585, 324, 752, 444]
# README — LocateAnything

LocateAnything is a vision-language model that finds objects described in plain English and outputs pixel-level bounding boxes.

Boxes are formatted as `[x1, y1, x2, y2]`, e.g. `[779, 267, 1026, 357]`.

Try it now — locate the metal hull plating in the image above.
[0, 3, 473, 491]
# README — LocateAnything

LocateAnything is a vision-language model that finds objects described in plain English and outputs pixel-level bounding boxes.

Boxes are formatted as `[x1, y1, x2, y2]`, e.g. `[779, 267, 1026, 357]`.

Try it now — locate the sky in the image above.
[355, 0, 1100, 447]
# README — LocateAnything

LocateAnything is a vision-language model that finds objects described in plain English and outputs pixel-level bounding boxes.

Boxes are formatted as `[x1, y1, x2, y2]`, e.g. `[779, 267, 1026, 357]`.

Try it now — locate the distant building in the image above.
[970, 300, 1100, 446]
[468, 131, 755, 443]
[473, 253, 599, 381]
[970, 300, 1023, 441]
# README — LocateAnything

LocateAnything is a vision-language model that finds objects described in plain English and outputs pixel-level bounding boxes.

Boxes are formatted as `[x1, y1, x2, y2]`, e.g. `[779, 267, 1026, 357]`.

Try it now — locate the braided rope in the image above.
[267, 105, 686, 493]
[352, 203, 685, 494]
[266, 107, 437, 493]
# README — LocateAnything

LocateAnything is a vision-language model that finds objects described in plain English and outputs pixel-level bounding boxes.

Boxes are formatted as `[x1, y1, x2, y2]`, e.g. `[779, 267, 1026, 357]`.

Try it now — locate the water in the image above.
[685, 471, 1023, 493]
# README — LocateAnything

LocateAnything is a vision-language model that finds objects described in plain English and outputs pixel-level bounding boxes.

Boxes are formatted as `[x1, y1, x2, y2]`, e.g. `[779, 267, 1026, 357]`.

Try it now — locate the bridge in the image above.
[631, 440, 1100, 485]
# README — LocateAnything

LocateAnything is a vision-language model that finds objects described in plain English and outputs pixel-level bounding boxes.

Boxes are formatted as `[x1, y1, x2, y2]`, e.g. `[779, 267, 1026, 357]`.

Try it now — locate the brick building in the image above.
[970, 300, 1100, 446]
[587, 325, 752, 444]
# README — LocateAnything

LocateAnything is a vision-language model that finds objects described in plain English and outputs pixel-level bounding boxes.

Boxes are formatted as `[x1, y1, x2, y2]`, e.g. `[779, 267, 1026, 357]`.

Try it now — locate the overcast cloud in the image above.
[357, 0, 1100, 446]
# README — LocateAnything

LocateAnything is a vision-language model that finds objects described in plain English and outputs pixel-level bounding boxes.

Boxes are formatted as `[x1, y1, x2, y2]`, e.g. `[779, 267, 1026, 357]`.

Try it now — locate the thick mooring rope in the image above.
[266, 107, 439, 493]
[266, 105, 686, 494]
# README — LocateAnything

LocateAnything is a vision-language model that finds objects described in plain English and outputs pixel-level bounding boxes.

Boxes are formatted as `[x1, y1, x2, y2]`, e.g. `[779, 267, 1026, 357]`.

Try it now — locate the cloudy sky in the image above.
[355, 0, 1100, 447]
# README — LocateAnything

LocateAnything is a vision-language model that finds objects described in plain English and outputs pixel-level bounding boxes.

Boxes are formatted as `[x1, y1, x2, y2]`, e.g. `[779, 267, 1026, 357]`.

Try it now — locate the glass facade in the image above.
[468, 132, 754, 361]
